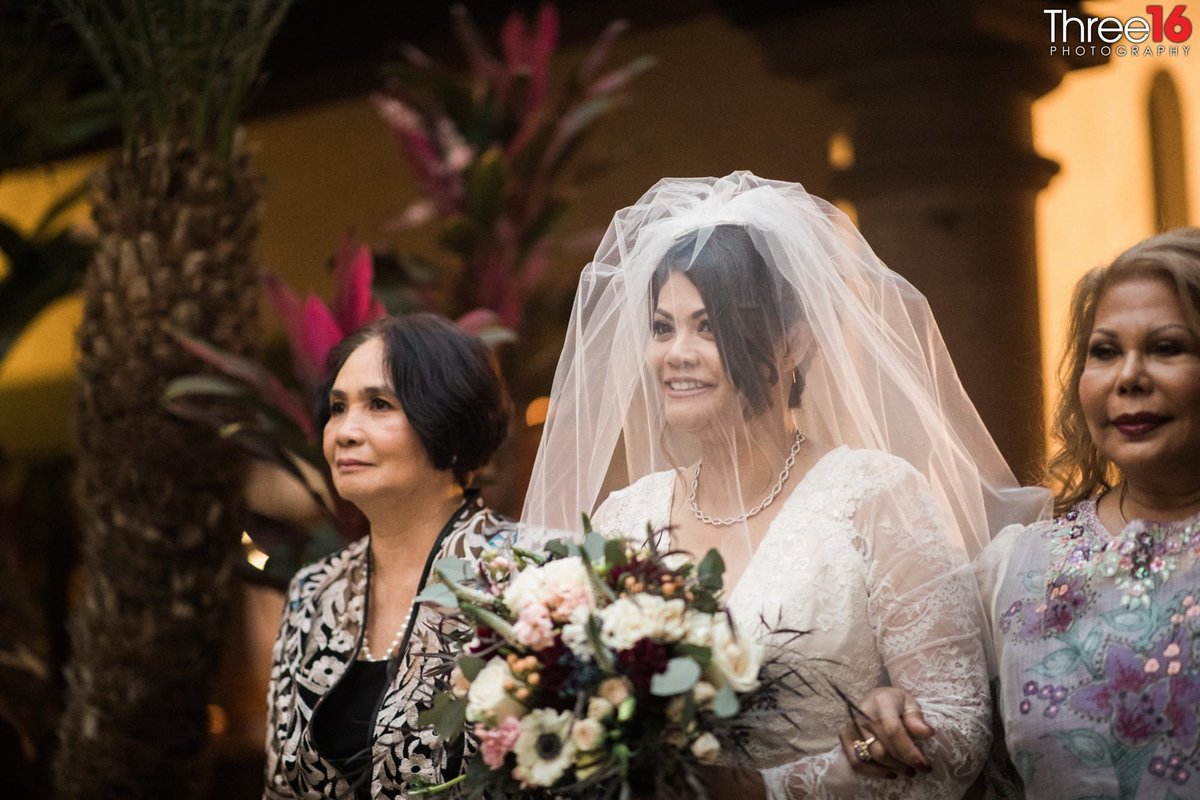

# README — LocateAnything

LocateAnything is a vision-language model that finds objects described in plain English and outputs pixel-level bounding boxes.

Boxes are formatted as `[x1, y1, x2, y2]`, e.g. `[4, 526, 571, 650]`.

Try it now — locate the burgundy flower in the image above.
[469, 626, 502, 655]
[535, 639, 598, 711]
[616, 638, 671, 697]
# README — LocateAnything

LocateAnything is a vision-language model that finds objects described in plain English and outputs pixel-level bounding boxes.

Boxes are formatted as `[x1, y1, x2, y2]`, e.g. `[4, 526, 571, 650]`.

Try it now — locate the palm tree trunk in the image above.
[56, 139, 261, 800]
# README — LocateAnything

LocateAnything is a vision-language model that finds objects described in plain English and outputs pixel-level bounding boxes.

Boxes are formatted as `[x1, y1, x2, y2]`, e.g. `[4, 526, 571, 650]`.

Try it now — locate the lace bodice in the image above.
[594, 446, 991, 799]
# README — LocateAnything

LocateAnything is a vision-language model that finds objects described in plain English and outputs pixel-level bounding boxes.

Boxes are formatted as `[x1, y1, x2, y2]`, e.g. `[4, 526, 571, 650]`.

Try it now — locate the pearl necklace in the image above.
[688, 430, 805, 527]
[359, 604, 413, 662]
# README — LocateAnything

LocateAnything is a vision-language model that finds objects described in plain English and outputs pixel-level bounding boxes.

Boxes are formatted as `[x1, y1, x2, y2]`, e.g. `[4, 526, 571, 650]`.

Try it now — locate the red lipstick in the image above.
[1112, 412, 1169, 437]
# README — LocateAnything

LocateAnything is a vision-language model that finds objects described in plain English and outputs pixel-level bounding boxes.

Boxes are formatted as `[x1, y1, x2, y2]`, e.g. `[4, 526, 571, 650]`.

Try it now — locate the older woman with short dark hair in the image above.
[264, 313, 512, 799]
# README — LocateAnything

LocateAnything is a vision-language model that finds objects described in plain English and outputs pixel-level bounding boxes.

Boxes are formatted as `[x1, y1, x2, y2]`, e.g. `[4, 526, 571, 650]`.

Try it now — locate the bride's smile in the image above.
[649, 270, 739, 433]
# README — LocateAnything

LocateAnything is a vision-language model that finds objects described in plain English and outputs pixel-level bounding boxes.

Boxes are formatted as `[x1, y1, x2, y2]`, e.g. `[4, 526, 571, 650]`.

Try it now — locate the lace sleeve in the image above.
[767, 459, 992, 800]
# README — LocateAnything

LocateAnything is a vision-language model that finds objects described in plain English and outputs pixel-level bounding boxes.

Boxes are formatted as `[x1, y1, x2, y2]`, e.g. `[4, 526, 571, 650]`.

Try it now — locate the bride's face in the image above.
[649, 271, 740, 434]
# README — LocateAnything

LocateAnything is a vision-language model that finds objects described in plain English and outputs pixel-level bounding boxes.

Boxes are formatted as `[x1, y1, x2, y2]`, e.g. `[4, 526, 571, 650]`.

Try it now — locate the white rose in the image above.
[466, 658, 526, 723]
[684, 611, 715, 647]
[571, 717, 606, 751]
[560, 604, 596, 662]
[705, 616, 763, 693]
[691, 732, 721, 764]
[502, 566, 547, 615]
[600, 596, 659, 650]
[655, 597, 689, 641]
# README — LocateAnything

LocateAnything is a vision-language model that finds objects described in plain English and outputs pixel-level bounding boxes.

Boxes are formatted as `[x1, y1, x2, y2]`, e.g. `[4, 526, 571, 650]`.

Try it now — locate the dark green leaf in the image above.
[464, 146, 506, 226]
[697, 549, 725, 594]
[438, 217, 478, 256]
[417, 691, 466, 740]
[674, 644, 711, 668]
[604, 538, 628, 569]
[459, 655, 486, 682]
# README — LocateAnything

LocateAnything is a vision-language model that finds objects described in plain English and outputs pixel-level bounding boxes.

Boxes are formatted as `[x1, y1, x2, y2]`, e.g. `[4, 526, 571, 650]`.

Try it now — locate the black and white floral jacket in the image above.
[263, 494, 509, 799]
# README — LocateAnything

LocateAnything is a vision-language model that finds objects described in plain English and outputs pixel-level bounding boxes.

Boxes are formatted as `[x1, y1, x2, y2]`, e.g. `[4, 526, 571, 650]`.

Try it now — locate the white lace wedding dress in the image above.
[593, 446, 991, 799]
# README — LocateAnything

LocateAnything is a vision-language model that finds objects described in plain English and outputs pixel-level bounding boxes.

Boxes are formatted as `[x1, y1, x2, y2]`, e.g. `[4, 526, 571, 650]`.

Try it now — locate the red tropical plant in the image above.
[375, 3, 653, 383]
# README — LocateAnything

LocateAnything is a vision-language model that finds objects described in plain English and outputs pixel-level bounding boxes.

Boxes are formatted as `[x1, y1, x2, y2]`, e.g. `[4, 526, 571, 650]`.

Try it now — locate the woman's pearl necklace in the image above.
[359, 604, 413, 662]
[688, 429, 805, 527]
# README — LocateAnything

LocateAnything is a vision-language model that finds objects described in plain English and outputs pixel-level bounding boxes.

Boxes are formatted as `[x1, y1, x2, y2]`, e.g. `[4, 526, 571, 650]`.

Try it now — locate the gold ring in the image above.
[852, 735, 876, 763]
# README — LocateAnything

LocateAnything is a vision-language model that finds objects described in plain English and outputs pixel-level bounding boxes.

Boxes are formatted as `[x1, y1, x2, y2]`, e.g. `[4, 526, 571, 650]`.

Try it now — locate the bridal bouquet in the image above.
[411, 522, 799, 799]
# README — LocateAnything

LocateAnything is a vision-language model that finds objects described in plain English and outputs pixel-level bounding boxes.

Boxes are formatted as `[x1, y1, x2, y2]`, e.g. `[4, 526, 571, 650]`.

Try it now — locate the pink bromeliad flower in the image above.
[263, 233, 388, 394]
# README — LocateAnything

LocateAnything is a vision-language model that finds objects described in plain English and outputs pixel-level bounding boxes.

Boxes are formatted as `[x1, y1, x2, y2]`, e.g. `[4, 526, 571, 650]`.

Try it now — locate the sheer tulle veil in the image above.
[522, 171, 1049, 564]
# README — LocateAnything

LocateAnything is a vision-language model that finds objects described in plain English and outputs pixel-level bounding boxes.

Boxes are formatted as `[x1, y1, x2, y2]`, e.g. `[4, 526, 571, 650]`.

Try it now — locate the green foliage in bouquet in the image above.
[411, 518, 808, 799]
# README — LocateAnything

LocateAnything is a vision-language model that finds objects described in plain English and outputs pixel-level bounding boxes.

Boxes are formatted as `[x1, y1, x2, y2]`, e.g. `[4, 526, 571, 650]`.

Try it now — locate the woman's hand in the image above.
[838, 687, 935, 779]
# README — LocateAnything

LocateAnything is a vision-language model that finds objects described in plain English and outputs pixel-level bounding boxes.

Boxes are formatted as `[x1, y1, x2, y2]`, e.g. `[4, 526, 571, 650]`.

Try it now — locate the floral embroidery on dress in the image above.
[994, 498, 1200, 798]
[1044, 505, 1200, 610]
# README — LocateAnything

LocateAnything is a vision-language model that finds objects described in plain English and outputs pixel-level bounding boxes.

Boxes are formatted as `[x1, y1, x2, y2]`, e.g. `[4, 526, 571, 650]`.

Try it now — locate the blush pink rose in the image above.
[479, 716, 523, 769]
[513, 602, 557, 651]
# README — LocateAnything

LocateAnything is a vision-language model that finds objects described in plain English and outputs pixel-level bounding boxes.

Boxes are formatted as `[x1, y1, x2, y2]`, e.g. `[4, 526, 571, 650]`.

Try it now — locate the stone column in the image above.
[730, 0, 1102, 480]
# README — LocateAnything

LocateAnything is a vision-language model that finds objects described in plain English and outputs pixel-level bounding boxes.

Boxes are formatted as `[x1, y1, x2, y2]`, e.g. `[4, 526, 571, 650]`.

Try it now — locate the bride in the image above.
[522, 172, 1049, 798]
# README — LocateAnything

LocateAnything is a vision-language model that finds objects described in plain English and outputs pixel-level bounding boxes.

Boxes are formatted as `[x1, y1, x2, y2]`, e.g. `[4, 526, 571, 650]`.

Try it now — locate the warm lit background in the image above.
[2, 0, 1196, 793]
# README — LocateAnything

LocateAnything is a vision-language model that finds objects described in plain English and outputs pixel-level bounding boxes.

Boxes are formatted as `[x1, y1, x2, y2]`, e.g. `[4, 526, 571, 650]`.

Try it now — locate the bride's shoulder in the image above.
[593, 470, 676, 532]
[811, 446, 923, 493]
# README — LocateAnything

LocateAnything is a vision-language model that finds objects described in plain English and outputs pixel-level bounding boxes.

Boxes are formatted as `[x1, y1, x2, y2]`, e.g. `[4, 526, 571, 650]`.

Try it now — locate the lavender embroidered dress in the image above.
[979, 497, 1200, 799]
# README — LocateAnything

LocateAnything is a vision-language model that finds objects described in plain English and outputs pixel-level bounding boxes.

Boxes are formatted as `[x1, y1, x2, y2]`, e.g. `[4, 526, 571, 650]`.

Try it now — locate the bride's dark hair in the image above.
[650, 223, 805, 417]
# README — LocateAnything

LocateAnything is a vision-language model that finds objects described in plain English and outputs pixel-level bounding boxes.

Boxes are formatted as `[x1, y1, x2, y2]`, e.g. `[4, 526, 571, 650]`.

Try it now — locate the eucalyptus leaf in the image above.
[583, 531, 607, 562]
[435, 556, 473, 583]
[712, 684, 739, 719]
[650, 657, 701, 697]
[413, 582, 459, 608]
